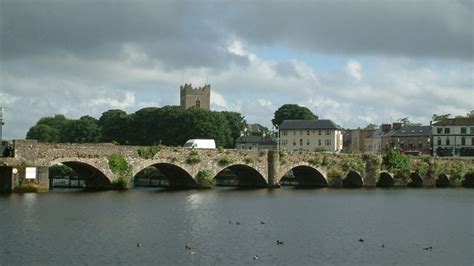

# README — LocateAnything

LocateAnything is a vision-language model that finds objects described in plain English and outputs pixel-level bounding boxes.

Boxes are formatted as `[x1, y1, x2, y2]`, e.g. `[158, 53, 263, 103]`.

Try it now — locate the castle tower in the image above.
[180, 83, 211, 110]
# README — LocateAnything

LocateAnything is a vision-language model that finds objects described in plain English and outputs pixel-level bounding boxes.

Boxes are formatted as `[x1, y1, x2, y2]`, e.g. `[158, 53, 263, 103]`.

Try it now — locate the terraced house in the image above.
[279, 120, 343, 152]
[432, 117, 474, 157]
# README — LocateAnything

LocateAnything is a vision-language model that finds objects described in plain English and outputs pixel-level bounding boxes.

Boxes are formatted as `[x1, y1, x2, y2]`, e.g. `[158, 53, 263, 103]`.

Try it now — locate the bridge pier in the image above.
[267, 151, 280, 188]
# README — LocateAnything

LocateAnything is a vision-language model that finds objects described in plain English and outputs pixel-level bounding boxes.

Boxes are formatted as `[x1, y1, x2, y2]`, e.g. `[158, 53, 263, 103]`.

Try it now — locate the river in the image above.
[0, 188, 472, 265]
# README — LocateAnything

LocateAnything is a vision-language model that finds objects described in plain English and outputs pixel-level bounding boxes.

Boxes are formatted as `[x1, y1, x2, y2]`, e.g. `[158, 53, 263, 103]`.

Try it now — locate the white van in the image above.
[184, 139, 216, 149]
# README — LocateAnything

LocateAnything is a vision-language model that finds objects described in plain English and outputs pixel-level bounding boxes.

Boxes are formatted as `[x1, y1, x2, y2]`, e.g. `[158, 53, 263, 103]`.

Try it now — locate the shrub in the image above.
[108, 154, 133, 189]
[244, 157, 254, 164]
[341, 158, 366, 177]
[383, 149, 411, 171]
[186, 150, 201, 164]
[321, 155, 333, 167]
[218, 155, 234, 167]
[14, 180, 48, 193]
[137, 146, 161, 159]
[196, 170, 215, 188]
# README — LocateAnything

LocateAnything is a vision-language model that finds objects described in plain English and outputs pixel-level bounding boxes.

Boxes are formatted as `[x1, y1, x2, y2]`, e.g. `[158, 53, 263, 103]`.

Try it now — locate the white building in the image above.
[432, 117, 474, 157]
[279, 120, 343, 152]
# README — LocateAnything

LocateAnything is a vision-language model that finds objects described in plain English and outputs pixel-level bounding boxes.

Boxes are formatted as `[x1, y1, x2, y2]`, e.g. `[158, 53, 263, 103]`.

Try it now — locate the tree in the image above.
[26, 124, 60, 142]
[26, 114, 70, 142]
[272, 104, 318, 127]
[432, 113, 450, 122]
[364, 123, 378, 130]
[466, 110, 474, 118]
[221, 111, 247, 145]
[397, 117, 421, 126]
[60, 116, 100, 143]
[98, 109, 130, 144]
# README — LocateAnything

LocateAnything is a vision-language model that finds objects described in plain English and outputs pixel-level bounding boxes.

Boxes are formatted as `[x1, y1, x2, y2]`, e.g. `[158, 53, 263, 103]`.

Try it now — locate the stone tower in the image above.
[180, 83, 211, 110]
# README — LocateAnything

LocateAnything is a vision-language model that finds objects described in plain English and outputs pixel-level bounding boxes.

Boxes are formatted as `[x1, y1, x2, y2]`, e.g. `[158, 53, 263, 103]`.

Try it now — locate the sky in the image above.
[0, 0, 473, 140]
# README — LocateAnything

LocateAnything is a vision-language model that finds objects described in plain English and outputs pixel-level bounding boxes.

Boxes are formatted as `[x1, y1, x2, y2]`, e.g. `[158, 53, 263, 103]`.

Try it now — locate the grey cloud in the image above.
[221, 1, 473, 61]
[2, 0, 472, 67]
[274, 61, 301, 78]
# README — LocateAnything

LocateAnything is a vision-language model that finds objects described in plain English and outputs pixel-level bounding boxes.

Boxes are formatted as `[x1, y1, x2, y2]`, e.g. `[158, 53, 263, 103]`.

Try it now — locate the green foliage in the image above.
[108, 154, 133, 189]
[308, 155, 321, 167]
[341, 158, 366, 177]
[98, 109, 130, 144]
[364, 123, 378, 130]
[218, 155, 234, 167]
[26, 106, 247, 148]
[383, 149, 411, 181]
[272, 104, 318, 127]
[60, 116, 101, 143]
[412, 160, 429, 176]
[137, 146, 161, 159]
[14, 180, 48, 193]
[196, 170, 215, 188]
[432, 113, 451, 121]
[327, 168, 343, 187]
[321, 155, 333, 167]
[244, 157, 254, 164]
[259, 150, 266, 157]
[49, 164, 78, 179]
[383, 149, 411, 171]
[186, 150, 201, 164]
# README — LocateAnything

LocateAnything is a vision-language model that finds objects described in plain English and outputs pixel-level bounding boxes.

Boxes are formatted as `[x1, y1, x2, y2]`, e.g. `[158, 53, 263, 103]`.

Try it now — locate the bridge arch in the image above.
[436, 173, 450, 188]
[279, 165, 328, 187]
[461, 172, 474, 187]
[408, 172, 423, 187]
[343, 170, 363, 188]
[377, 172, 395, 187]
[49, 158, 112, 189]
[133, 162, 197, 188]
[214, 164, 267, 188]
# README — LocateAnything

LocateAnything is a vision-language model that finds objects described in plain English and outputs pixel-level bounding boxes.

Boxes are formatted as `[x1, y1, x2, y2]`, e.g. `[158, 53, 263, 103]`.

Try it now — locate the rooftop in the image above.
[279, 119, 340, 130]
[433, 117, 474, 126]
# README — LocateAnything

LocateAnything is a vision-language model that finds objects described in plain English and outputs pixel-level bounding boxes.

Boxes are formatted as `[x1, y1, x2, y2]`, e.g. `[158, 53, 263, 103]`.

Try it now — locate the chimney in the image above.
[392, 122, 402, 131]
[381, 124, 391, 132]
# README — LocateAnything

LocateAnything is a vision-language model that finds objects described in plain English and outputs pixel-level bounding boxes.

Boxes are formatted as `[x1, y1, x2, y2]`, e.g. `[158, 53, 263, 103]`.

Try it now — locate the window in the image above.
[326, 130, 331, 135]
[446, 137, 450, 145]
[307, 130, 310, 136]
[282, 130, 287, 136]
[293, 131, 296, 136]
[318, 139, 321, 146]
[318, 130, 321, 135]
[307, 140, 310, 145]
[195, 99, 201, 107]
[471, 127, 474, 134]
[300, 139, 303, 146]
[418, 143, 422, 149]
[293, 140, 296, 146]
[437, 128, 442, 134]
[444, 128, 450, 134]
[437, 137, 441, 145]
[461, 137, 466, 145]
[325, 139, 331, 146]
[472, 137, 474, 146]
[461, 127, 467, 134]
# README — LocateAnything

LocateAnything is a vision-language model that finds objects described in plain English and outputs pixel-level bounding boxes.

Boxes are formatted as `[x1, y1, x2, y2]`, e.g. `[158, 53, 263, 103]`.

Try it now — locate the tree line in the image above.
[26, 103, 319, 147]
[26, 106, 246, 148]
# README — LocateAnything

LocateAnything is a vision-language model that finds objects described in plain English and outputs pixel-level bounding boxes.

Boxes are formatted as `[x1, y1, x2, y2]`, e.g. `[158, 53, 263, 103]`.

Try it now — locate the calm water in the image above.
[0, 188, 473, 265]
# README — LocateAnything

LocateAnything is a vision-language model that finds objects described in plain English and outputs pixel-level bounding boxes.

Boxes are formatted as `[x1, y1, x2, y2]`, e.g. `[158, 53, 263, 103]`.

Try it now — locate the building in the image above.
[180, 83, 210, 110]
[235, 135, 276, 150]
[278, 120, 343, 152]
[348, 129, 375, 153]
[432, 117, 474, 157]
[385, 125, 431, 155]
[362, 123, 431, 155]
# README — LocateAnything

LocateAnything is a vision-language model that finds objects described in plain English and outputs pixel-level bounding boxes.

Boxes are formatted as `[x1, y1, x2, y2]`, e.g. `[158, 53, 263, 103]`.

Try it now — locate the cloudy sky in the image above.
[1, 0, 473, 140]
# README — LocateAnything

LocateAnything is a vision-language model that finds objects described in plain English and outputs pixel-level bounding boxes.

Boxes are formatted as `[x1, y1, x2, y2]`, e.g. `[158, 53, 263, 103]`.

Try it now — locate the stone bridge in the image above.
[0, 140, 472, 192]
